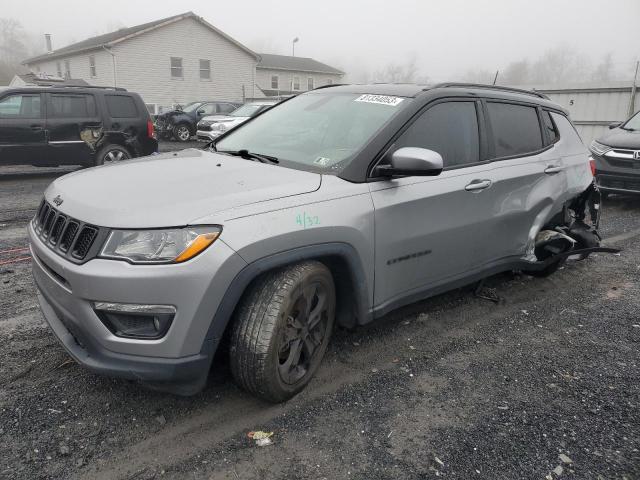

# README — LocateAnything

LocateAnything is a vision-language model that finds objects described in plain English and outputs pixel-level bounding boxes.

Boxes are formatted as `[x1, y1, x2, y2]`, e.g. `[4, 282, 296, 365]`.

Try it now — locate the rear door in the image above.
[103, 93, 144, 145]
[481, 100, 565, 260]
[369, 99, 499, 308]
[46, 92, 102, 165]
[0, 92, 46, 166]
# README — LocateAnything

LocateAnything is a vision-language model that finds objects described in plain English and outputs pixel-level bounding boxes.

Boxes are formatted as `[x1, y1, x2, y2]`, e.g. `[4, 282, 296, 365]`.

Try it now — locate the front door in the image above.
[45, 92, 102, 165]
[369, 100, 498, 309]
[0, 92, 47, 166]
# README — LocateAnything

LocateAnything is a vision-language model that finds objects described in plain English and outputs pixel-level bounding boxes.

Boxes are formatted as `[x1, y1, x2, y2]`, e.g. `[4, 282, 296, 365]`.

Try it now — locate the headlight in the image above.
[213, 123, 227, 132]
[100, 226, 222, 264]
[590, 140, 612, 156]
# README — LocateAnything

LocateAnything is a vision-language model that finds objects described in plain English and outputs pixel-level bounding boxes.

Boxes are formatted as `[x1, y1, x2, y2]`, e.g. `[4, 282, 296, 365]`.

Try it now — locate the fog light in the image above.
[93, 302, 176, 339]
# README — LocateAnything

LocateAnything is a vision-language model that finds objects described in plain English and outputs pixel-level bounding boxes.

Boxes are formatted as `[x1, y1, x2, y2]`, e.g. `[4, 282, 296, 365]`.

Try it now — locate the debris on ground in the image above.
[247, 431, 274, 447]
[558, 453, 573, 464]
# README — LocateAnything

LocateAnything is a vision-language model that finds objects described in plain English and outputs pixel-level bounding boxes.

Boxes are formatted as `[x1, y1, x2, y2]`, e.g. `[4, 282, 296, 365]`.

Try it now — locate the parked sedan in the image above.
[155, 100, 241, 142]
[591, 110, 640, 196]
[196, 101, 278, 141]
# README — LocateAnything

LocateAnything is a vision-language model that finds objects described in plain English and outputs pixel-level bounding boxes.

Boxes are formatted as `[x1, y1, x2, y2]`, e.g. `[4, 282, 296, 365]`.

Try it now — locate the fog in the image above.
[2, 0, 640, 83]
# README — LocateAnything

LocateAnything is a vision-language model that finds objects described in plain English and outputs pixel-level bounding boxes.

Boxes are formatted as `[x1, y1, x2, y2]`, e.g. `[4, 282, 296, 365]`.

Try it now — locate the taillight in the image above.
[147, 120, 155, 139]
[589, 157, 596, 176]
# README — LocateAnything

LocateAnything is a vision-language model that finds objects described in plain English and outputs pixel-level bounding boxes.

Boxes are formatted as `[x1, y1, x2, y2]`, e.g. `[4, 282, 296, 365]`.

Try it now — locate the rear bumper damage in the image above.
[521, 182, 620, 272]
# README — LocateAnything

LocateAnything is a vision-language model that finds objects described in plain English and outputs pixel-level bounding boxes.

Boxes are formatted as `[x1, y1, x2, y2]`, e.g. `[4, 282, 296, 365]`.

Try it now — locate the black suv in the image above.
[591, 109, 640, 196]
[0, 86, 158, 167]
[155, 100, 241, 142]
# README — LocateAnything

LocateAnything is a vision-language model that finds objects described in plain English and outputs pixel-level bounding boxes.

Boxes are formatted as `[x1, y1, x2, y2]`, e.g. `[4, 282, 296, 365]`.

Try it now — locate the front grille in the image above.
[33, 200, 103, 263]
[199, 124, 212, 132]
[72, 226, 98, 259]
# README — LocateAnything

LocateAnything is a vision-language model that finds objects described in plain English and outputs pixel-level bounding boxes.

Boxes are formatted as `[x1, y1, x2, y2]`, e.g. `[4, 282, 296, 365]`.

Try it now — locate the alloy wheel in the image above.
[277, 282, 329, 385]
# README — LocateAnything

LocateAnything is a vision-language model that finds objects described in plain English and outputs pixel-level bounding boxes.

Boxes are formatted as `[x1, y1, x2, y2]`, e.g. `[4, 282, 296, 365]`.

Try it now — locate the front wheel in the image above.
[229, 261, 336, 402]
[172, 124, 191, 142]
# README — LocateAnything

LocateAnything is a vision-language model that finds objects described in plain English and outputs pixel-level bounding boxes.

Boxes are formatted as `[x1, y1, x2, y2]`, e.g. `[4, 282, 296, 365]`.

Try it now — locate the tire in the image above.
[172, 123, 191, 142]
[95, 144, 130, 166]
[523, 257, 565, 278]
[229, 261, 336, 402]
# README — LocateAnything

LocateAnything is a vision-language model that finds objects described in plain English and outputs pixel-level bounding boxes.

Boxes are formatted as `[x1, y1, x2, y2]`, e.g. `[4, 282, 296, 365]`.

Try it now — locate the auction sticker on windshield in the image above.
[354, 94, 404, 106]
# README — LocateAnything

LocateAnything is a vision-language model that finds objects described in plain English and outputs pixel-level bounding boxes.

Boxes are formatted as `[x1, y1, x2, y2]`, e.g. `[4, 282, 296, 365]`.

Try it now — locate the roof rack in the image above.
[429, 83, 548, 100]
[38, 84, 128, 91]
[312, 84, 346, 90]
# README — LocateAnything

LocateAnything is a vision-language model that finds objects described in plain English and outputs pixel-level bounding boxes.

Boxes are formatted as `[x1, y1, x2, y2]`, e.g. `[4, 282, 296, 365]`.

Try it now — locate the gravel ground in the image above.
[0, 169, 638, 480]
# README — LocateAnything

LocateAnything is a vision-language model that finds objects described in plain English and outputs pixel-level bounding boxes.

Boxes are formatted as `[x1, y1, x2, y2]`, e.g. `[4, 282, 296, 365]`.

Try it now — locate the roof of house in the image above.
[23, 11, 258, 64]
[257, 53, 343, 75]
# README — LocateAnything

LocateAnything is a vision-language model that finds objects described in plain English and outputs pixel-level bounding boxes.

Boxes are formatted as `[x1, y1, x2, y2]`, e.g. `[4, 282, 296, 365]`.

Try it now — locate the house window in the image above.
[56, 62, 62, 77]
[293, 76, 300, 90]
[170, 57, 183, 78]
[327, 78, 333, 85]
[307, 77, 314, 90]
[89, 55, 97, 77]
[199, 59, 210, 80]
[271, 75, 279, 89]
[64, 60, 71, 79]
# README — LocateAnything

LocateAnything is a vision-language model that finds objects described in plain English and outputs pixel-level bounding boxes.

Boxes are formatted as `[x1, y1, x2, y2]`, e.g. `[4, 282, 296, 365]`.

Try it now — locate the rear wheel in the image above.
[95, 144, 130, 166]
[229, 261, 336, 402]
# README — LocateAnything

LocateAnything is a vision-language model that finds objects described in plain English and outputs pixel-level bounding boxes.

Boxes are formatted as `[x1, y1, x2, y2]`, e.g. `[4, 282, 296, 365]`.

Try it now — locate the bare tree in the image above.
[0, 18, 41, 84]
[371, 55, 419, 83]
[592, 53, 614, 83]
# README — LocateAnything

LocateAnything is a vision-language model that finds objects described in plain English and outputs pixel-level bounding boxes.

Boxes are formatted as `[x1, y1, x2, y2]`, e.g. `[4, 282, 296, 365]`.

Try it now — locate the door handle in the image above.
[544, 165, 564, 174]
[465, 179, 492, 192]
[30, 124, 43, 131]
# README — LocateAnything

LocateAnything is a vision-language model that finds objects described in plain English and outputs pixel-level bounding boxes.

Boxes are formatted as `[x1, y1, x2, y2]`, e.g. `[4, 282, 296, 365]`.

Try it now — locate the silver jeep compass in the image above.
[29, 83, 607, 402]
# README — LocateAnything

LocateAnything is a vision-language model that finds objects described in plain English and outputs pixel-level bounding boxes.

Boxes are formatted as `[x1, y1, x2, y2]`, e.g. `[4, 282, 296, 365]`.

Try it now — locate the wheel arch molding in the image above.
[199, 242, 371, 360]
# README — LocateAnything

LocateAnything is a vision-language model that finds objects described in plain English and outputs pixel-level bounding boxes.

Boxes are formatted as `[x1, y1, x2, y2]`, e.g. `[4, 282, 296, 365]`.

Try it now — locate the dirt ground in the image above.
[0, 160, 639, 479]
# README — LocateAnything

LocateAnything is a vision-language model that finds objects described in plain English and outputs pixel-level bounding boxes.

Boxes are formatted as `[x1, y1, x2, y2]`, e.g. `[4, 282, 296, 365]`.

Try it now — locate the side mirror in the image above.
[197, 109, 205, 115]
[608, 121, 622, 129]
[375, 147, 444, 177]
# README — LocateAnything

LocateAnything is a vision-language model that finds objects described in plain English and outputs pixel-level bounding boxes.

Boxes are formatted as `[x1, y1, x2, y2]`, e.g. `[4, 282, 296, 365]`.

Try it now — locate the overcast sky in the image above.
[5, 0, 640, 81]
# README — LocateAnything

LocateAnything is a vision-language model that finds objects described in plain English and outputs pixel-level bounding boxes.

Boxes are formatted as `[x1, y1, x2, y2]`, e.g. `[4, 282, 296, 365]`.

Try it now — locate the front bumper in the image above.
[29, 221, 247, 392]
[595, 172, 640, 194]
[196, 129, 222, 141]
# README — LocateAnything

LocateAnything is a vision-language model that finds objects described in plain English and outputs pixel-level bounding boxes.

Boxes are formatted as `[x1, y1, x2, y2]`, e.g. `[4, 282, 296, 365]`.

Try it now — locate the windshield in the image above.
[216, 92, 407, 172]
[180, 102, 201, 113]
[623, 111, 640, 130]
[231, 104, 268, 117]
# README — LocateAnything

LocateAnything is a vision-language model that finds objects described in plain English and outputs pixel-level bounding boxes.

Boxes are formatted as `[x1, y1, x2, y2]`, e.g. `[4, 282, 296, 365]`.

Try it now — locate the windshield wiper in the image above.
[620, 126, 636, 132]
[220, 149, 279, 164]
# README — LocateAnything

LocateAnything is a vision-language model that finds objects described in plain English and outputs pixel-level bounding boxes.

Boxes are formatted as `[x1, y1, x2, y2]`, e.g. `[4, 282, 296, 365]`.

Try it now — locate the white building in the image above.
[22, 12, 345, 114]
[256, 53, 343, 97]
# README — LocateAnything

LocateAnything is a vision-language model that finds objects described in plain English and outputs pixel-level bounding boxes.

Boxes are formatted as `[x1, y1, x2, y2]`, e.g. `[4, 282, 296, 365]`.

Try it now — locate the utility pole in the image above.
[628, 60, 639, 117]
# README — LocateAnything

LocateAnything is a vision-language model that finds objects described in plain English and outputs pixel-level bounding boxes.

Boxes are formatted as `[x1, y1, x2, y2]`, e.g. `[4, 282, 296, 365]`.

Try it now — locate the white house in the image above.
[22, 12, 259, 114]
[22, 12, 346, 114]
[256, 54, 343, 97]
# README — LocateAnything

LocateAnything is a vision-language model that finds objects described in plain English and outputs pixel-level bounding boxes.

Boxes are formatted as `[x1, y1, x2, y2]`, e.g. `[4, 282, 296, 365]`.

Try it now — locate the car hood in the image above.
[45, 149, 322, 228]
[597, 129, 640, 149]
[199, 115, 229, 123]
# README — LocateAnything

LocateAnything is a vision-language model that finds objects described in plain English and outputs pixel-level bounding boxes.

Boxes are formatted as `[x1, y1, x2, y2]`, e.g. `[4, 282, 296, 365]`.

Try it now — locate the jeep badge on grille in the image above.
[53, 195, 63, 206]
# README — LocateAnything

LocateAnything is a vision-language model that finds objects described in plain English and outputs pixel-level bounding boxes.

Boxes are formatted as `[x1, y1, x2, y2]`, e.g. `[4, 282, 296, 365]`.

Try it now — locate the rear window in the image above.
[50, 94, 96, 118]
[487, 102, 543, 158]
[105, 95, 138, 118]
[542, 111, 559, 145]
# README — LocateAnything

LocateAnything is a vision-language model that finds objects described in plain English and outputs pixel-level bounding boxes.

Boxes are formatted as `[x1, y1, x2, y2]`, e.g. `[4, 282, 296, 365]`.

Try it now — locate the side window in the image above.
[487, 102, 543, 158]
[542, 111, 559, 145]
[271, 75, 279, 89]
[50, 94, 96, 118]
[199, 103, 216, 115]
[0, 94, 41, 118]
[395, 101, 480, 168]
[217, 103, 236, 114]
[293, 76, 300, 91]
[105, 95, 138, 118]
